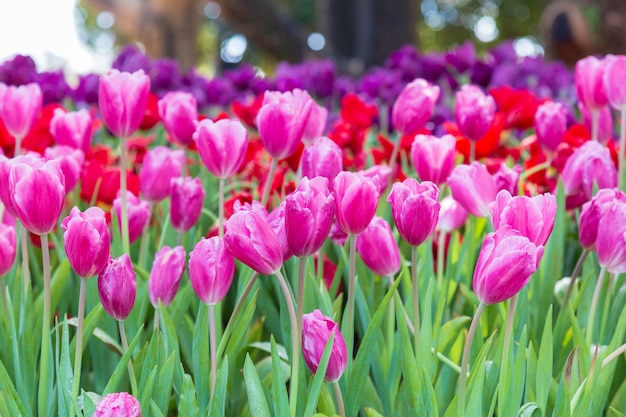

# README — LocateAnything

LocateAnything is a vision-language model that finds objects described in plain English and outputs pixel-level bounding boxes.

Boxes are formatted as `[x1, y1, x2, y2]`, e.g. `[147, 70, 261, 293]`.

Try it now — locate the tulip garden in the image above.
[2, 40, 626, 416]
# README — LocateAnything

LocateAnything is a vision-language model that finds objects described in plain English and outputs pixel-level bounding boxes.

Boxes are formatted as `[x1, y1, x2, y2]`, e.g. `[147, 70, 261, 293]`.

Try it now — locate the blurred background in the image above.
[2, 0, 626, 75]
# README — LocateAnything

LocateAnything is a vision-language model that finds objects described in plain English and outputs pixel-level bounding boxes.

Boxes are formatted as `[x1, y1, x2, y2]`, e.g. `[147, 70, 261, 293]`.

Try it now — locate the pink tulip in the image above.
[0, 220, 17, 275]
[302, 100, 328, 145]
[50, 108, 92, 152]
[44, 145, 85, 192]
[579, 103, 613, 144]
[224, 210, 283, 275]
[189, 237, 235, 305]
[454, 84, 496, 141]
[448, 162, 497, 217]
[267, 201, 293, 262]
[302, 309, 347, 382]
[410, 134, 456, 185]
[148, 245, 186, 307]
[579, 189, 626, 251]
[575, 56, 608, 110]
[139, 146, 184, 202]
[473, 225, 544, 305]
[387, 178, 440, 246]
[332, 171, 379, 235]
[285, 176, 335, 257]
[94, 392, 141, 417]
[233, 199, 269, 217]
[300, 136, 343, 184]
[596, 198, 626, 274]
[359, 165, 391, 196]
[194, 118, 248, 179]
[534, 101, 567, 152]
[0, 153, 43, 217]
[0, 82, 42, 139]
[113, 191, 150, 244]
[9, 159, 65, 235]
[492, 163, 522, 195]
[391, 78, 440, 135]
[436, 196, 468, 233]
[98, 254, 137, 321]
[158, 91, 198, 145]
[169, 177, 205, 233]
[603, 55, 626, 110]
[356, 217, 401, 277]
[489, 190, 557, 246]
[256, 89, 314, 159]
[61, 206, 110, 278]
[98, 69, 150, 138]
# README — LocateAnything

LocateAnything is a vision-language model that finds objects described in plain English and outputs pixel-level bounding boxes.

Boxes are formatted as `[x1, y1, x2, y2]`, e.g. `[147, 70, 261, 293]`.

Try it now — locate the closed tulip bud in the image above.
[356, 217, 401, 277]
[534, 101, 567, 152]
[489, 190, 557, 246]
[300, 136, 343, 184]
[391, 78, 440, 135]
[302, 101, 328, 145]
[0, 220, 17, 275]
[285, 176, 335, 257]
[61, 206, 110, 278]
[98, 254, 136, 321]
[256, 89, 314, 159]
[0, 82, 42, 139]
[189, 237, 235, 304]
[10, 159, 65, 235]
[194, 118, 248, 179]
[224, 210, 283, 275]
[333, 171, 379, 235]
[473, 225, 544, 305]
[44, 145, 85, 192]
[492, 163, 522, 195]
[169, 176, 205, 233]
[603, 55, 626, 110]
[113, 191, 150, 244]
[388, 178, 440, 246]
[437, 196, 468, 233]
[448, 162, 497, 217]
[98, 69, 150, 138]
[158, 91, 198, 145]
[93, 392, 141, 417]
[148, 245, 186, 307]
[596, 198, 626, 273]
[0, 153, 43, 217]
[50, 108, 92, 152]
[302, 309, 347, 382]
[579, 189, 626, 250]
[410, 134, 456, 185]
[139, 146, 184, 202]
[575, 56, 608, 110]
[454, 84, 496, 141]
[267, 201, 293, 262]
[579, 103, 613, 144]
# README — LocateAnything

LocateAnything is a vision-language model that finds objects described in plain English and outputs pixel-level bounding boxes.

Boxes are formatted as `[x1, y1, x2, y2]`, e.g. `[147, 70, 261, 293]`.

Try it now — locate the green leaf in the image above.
[217, 289, 260, 362]
[536, 307, 554, 413]
[609, 408, 626, 417]
[270, 337, 289, 417]
[102, 324, 144, 395]
[69, 304, 105, 358]
[80, 391, 100, 417]
[193, 303, 210, 417]
[155, 352, 176, 414]
[56, 316, 75, 417]
[518, 402, 540, 417]
[303, 333, 335, 417]
[139, 367, 158, 415]
[208, 356, 229, 417]
[395, 294, 421, 413]
[5, 288, 33, 416]
[243, 354, 272, 417]
[179, 373, 199, 417]
[0, 357, 29, 417]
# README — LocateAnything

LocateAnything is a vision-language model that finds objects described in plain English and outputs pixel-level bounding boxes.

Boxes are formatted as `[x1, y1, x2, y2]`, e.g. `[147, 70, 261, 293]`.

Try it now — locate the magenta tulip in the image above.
[194, 118, 249, 179]
[267, 201, 293, 262]
[44, 145, 85, 192]
[0, 82, 42, 139]
[359, 165, 391, 196]
[332, 171, 379, 235]
[603, 55, 626, 110]
[388, 178, 440, 246]
[410, 134, 456, 185]
[534, 101, 567, 152]
[61, 206, 110, 278]
[169, 176, 205, 233]
[93, 392, 141, 417]
[285, 176, 335, 257]
[148, 245, 186, 307]
[113, 191, 150, 244]
[448, 162, 497, 217]
[300, 136, 343, 184]
[356, 217, 401, 277]
[50, 108, 92, 152]
[189, 237, 235, 305]
[0, 220, 16, 276]
[301, 100, 328, 145]
[492, 163, 522, 195]
[473, 225, 544, 305]
[98, 254, 137, 321]
[0, 153, 43, 217]
[580, 103, 613, 144]
[436, 196, 468, 233]
[579, 189, 626, 250]
[575, 56, 608, 110]
[596, 198, 626, 274]
[224, 210, 283, 275]
[391, 78, 440, 135]
[98, 69, 150, 138]
[454, 84, 496, 141]
[158, 91, 198, 145]
[139, 146, 184, 202]
[302, 309, 347, 382]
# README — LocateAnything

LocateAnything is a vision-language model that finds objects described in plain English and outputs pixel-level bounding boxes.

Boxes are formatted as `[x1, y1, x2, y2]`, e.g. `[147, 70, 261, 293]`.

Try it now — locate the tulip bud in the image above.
[44, 145, 85, 192]
[356, 217, 401, 277]
[189, 237, 235, 305]
[448, 161, 497, 217]
[473, 225, 544, 305]
[0, 82, 43, 139]
[194, 118, 249, 179]
[113, 191, 150, 244]
[391, 78, 440, 135]
[302, 309, 347, 382]
[436, 196, 468, 233]
[410, 134, 456, 185]
[603, 55, 626, 110]
[169, 176, 205, 233]
[139, 146, 184, 202]
[596, 198, 626, 274]
[333, 171, 379, 235]
[575, 56, 608, 110]
[98, 69, 150, 138]
[93, 392, 141, 417]
[534, 101, 567, 152]
[50, 108, 93, 152]
[301, 101, 328, 145]
[0, 220, 17, 276]
[148, 245, 186, 307]
[0, 153, 43, 217]
[98, 254, 137, 321]
[61, 206, 110, 278]
[158, 91, 198, 145]
[454, 84, 496, 141]
[579, 189, 626, 251]
[300, 136, 343, 184]
[387, 178, 440, 246]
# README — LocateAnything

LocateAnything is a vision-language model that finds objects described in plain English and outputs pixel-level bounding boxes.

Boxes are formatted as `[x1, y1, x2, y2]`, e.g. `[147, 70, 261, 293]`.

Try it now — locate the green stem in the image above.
[209, 303, 217, 398]
[0, 276, 7, 319]
[15, 134, 22, 156]
[386, 277, 396, 350]
[436, 231, 446, 294]
[138, 202, 154, 270]
[332, 381, 346, 417]
[261, 158, 278, 207]
[388, 131, 401, 179]
[153, 305, 160, 332]
[411, 246, 421, 346]
[591, 109, 599, 143]
[599, 273, 616, 343]
[562, 250, 588, 311]
[275, 270, 299, 417]
[119, 140, 131, 255]
[6, 280, 32, 416]
[38, 233, 52, 417]
[619, 108, 626, 190]
[517, 162, 551, 196]
[469, 140, 476, 164]
[218, 178, 225, 238]
[587, 267, 607, 346]
[316, 247, 324, 287]
[345, 235, 357, 376]
[498, 295, 517, 414]
[458, 302, 486, 417]
[20, 224, 30, 292]
[119, 320, 138, 397]
[71, 278, 87, 409]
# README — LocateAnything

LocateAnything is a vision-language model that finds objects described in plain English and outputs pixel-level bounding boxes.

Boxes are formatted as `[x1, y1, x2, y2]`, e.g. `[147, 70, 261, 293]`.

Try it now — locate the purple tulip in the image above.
[98, 254, 137, 321]
[98, 69, 150, 138]
[356, 217, 401, 277]
[61, 206, 110, 278]
[391, 78, 440, 135]
[93, 392, 141, 417]
[300, 136, 343, 184]
[113, 191, 150, 244]
[387, 178, 440, 246]
[332, 171, 379, 236]
[454, 84, 496, 141]
[148, 245, 186, 307]
[410, 134, 456, 185]
[302, 309, 347, 382]
[169, 176, 205, 233]
[448, 162, 497, 217]
[139, 146, 184, 202]
[158, 91, 198, 145]
[579, 189, 626, 251]
[596, 198, 626, 274]
[194, 118, 249, 179]
[189, 237, 235, 305]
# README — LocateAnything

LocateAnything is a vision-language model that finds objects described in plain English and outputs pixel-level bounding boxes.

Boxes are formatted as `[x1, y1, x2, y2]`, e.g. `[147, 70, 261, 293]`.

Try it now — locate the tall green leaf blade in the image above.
[243, 354, 272, 417]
